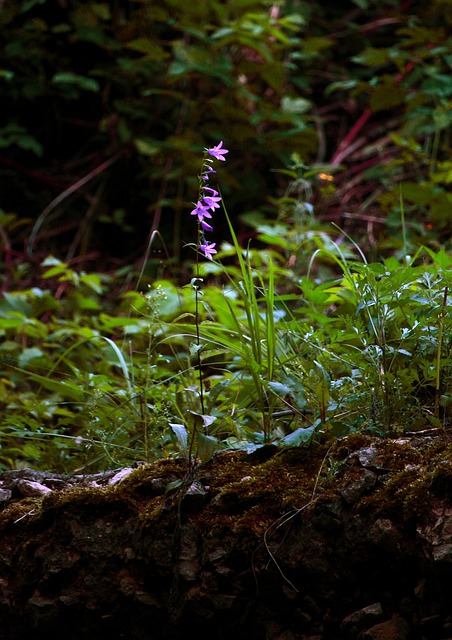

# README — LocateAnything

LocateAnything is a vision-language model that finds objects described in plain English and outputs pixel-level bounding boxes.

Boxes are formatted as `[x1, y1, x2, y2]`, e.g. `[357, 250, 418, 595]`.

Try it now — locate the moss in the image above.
[357, 467, 423, 517]
[137, 496, 177, 530]
[402, 476, 438, 519]
[193, 445, 331, 541]
[330, 432, 374, 459]
[354, 434, 452, 520]
[424, 439, 452, 465]
[0, 497, 41, 530]
[39, 485, 135, 517]
[0, 433, 450, 564]
[402, 440, 452, 515]
[118, 459, 186, 494]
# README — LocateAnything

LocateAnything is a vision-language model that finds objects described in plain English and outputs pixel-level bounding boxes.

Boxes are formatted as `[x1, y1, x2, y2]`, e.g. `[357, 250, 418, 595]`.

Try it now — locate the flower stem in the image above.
[194, 256, 205, 416]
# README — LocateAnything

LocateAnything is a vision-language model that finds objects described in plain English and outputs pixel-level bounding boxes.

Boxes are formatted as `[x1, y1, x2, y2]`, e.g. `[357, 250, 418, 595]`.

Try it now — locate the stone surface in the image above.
[361, 616, 409, 640]
[341, 602, 383, 635]
[339, 468, 378, 504]
[15, 479, 53, 497]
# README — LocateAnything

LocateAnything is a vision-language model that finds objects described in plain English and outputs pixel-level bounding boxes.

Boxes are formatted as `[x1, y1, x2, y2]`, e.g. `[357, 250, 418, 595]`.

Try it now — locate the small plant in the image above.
[190, 140, 229, 409]
[170, 141, 229, 465]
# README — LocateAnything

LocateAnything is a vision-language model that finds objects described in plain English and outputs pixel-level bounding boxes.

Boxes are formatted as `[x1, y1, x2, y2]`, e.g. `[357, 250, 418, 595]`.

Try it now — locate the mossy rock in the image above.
[0, 432, 451, 640]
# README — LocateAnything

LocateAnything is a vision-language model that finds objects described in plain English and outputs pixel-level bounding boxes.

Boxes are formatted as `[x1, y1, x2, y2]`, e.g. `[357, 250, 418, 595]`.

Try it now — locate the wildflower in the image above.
[203, 195, 222, 211]
[200, 219, 213, 232]
[203, 186, 219, 195]
[192, 141, 228, 263]
[207, 141, 229, 161]
[200, 242, 217, 260]
[190, 201, 211, 222]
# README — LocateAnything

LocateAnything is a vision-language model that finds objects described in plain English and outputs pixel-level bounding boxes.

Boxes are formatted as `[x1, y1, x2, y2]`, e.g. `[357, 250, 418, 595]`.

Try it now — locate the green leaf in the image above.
[0, 292, 32, 316]
[268, 381, 292, 396]
[313, 360, 331, 384]
[325, 80, 357, 95]
[80, 273, 103, 294]
[22, 0, 48, 12]
[22, 442, 42, 459]
[196, 433, 220, 462]
[369, 76, 406, 112]
[268, 375, 306, 411]
[17, 347, 45, 369]
[303, 36, 332, 55]
[52, 72, 100, 93]
[401, 182, 435, 205]
[281, 96, 311, 115]
[352, 48, 390, 66]
[17, 370, 85, 401]
[280, 425, 316, 447]
[0, 124, 43, 157]
[73, 292, 100, 310]
[101, 337, 132, 396]
[260, 62, 285, 90]
[170, 423, 188, 452]
[0, 316, 28, 329]
[431, 161, 452, 184]
[134, 138, 160, 157]
[125, 38, 169, 60]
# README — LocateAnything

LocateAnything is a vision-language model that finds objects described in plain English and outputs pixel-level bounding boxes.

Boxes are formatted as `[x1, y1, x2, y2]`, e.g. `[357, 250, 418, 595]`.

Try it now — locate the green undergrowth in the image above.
[1, 227, 452, 472]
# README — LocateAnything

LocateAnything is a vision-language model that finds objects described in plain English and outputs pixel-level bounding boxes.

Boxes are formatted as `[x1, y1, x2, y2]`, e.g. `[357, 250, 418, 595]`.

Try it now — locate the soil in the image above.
[0, 430, 451, 640]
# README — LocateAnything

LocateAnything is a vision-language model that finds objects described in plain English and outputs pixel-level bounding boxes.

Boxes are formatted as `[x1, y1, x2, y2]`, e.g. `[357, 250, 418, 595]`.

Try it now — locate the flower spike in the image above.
[192, 141, 228, 263]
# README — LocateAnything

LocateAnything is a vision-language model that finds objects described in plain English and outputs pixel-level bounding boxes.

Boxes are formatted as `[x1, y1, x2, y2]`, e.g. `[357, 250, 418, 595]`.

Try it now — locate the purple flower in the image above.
[200, 242, 217, 260]
[207, 141, 229, 162]
[203, 195, 222, 211]
[190, 201, 212, 221]
[203, 186, 219, 196]
[200, 219, 213, 232]
[191, 142, 227, 262]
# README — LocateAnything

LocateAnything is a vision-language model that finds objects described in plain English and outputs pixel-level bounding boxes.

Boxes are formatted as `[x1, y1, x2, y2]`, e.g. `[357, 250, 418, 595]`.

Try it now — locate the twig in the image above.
[27, 151, 124, 256]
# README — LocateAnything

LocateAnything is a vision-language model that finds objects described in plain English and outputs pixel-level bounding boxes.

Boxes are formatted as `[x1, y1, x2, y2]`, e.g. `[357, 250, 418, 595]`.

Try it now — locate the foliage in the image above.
[0, 0, 451, 268]
[1, 228, 452, 471]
